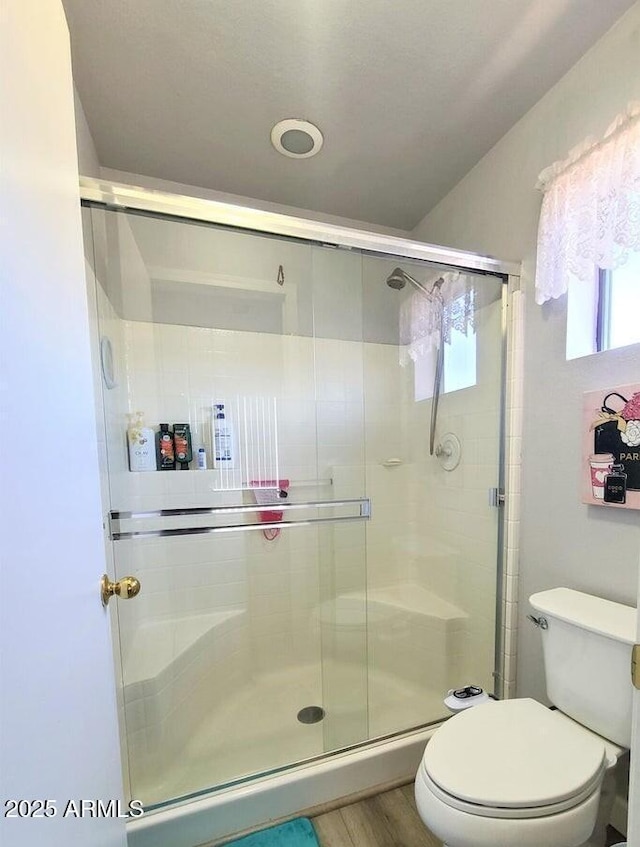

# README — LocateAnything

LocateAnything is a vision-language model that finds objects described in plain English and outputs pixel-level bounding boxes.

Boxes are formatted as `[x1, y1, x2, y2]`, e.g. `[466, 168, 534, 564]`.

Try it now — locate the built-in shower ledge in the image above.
[322, 584, 467, 626]
[121, 609, 245, 689]
[368, 584, 466, 620]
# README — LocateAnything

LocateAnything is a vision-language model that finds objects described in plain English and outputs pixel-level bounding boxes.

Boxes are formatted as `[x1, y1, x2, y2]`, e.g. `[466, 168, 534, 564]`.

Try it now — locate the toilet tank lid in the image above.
[529, 588, 636, 645]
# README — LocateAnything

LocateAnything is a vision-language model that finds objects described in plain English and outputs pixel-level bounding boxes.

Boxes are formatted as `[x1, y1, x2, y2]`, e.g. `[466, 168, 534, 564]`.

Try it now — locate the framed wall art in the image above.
[582, 382, 640, 510]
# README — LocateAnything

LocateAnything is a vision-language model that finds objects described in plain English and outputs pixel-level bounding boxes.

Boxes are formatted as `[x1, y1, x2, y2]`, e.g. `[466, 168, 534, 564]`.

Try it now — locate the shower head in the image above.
[386, 267, 444, 297]
[386, 267, 414, 290]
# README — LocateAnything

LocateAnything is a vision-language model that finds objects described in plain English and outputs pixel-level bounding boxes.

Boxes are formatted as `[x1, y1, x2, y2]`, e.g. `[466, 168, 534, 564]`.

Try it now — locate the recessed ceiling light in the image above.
[271, 119, 323, 159]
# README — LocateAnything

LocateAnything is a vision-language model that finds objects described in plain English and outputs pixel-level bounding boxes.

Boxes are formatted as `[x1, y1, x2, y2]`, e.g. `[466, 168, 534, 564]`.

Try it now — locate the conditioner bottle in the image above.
[213, 404, 235, 468]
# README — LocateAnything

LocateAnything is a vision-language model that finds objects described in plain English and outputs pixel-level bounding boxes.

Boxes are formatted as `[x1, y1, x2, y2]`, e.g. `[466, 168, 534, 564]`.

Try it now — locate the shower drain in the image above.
[297, 705, 325, 724]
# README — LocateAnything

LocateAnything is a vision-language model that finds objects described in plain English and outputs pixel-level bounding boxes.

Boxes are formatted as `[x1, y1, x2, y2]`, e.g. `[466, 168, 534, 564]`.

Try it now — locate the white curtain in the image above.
[399, 272, 476, 366]
[535, 102, 640, 305]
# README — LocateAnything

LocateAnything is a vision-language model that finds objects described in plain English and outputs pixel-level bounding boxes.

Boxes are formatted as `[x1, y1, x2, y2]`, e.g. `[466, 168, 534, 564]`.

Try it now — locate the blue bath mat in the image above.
[224, 818, 319, 847]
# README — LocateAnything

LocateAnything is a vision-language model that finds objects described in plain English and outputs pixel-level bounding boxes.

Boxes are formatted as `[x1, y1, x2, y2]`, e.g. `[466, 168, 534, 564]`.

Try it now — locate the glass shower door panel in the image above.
[317, 522, 369, 750]
[86, 206, 370, 807]
[113, 527, 327, 805]
[361, 256, 504, 738]
[310, 245, 370, 750]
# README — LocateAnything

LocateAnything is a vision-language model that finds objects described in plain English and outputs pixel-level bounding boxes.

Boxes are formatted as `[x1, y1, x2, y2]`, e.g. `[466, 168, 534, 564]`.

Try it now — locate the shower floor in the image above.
[133, 663, 445, 806]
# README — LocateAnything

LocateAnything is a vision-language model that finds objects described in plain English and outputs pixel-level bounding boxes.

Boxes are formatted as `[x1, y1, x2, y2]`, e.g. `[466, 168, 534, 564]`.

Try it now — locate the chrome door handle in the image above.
[101, 574, 141, 606]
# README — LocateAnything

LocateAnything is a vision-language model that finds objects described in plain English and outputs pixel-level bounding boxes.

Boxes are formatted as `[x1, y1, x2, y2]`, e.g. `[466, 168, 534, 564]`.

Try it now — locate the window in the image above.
[413, 295, 477, 401]
[566, 254, 640, 360]
[596, 252, 640, 352]
[535, 103, 639, 358]
[401, 284, 478, 401]
[443, 322, 476, 394]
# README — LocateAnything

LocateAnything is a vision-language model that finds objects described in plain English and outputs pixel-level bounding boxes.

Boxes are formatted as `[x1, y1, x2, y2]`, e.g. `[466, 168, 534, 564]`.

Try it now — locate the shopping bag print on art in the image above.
[582, 383, 640, 510]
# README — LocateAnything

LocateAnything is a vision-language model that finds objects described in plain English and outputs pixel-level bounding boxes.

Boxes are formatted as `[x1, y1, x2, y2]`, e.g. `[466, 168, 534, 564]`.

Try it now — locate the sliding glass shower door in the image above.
[83, 202, 504, 808]
[360, 255, 504, 738]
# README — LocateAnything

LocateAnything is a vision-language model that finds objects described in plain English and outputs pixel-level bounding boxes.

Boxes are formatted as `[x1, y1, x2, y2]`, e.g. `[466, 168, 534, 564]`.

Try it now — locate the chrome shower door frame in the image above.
[80, 174, 521, 781]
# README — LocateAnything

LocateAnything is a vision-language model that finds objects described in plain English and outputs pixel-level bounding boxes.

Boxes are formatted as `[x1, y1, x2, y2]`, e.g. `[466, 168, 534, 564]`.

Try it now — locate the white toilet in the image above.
[414, 587, 635, 847]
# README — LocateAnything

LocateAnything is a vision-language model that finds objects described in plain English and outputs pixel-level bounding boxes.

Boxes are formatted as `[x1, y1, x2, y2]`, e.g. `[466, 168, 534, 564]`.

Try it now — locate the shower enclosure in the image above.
[82, 185, 510, 812]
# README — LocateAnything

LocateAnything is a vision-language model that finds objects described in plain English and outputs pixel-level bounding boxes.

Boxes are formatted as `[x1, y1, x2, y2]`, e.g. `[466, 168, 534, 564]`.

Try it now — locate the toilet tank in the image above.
[529, 587, 636, 747]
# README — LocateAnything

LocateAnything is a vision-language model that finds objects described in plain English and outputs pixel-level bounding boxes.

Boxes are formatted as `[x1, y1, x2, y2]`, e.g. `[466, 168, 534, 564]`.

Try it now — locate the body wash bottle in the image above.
[127, 412, 156, 472]
[213, 404, 235, 468]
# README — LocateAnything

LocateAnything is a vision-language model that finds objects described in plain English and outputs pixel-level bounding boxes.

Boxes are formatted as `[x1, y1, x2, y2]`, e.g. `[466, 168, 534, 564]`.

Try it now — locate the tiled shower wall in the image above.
[108, 300, 503, 700]
[112, 327, 363, 677]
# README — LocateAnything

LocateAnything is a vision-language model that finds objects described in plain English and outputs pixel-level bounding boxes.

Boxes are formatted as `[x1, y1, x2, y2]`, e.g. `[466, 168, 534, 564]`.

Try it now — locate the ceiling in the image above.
[63, 0, 635, 230]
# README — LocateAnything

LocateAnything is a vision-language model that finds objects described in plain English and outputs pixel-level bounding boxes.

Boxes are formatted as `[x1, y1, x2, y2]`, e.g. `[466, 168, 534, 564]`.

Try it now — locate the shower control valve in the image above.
[435, 432, 461, 471]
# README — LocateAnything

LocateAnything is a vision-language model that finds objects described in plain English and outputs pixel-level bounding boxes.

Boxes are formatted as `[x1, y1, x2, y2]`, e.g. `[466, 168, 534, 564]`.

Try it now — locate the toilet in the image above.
[414, 587, 635, 847]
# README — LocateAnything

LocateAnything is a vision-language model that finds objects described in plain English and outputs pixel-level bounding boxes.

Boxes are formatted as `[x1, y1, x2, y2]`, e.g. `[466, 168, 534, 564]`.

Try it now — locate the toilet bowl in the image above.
[413, 588, 636, 847]
[414, 698, 623, 847]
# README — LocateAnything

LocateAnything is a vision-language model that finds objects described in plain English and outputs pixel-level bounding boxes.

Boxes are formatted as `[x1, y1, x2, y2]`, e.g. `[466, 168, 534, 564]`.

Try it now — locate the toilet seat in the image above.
[422, 699, 606, 819]
[419, 759, 602, 819]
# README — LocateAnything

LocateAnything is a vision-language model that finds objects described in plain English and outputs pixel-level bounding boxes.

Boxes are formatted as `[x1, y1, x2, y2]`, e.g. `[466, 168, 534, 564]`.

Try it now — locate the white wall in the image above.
[1, 2, 126, 844]
[74, 87, 100, 177]
[413, 3, 640, 708]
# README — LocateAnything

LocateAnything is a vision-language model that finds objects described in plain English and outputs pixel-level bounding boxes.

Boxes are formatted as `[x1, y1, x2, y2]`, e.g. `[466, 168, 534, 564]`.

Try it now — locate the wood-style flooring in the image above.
[311, 782, 626, 847]
[311, 783, 441, 846]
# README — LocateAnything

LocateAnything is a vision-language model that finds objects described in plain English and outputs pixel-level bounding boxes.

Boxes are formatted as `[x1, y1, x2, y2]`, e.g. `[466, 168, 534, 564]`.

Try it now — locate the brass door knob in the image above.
[101, 574, 141, 607]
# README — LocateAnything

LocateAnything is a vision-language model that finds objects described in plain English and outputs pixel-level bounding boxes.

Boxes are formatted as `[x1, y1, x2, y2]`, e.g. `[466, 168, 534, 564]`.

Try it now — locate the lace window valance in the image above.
[535, 102, 640, 305]
[399, 272, 476, 365]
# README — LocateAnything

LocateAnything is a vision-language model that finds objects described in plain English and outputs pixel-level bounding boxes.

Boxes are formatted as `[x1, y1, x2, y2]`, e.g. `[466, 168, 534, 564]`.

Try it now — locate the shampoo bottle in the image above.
[173, 423, 193, 470]
[213, 404, 235, 468]
[127, 412, 156, 472]
[156, 423, 176, 470]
